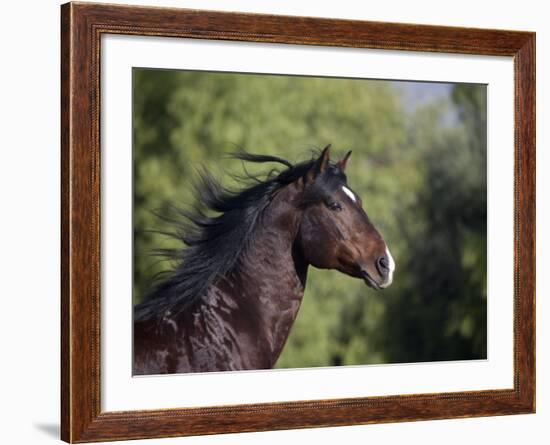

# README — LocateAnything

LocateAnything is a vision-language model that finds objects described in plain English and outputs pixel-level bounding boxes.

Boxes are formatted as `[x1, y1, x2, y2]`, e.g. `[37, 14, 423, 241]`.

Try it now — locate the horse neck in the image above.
[207, 181, 308, 364]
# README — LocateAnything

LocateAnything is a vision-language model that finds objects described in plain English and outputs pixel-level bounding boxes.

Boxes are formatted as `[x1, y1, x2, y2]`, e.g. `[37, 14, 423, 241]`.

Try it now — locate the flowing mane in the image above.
[134, 152, 319, 322]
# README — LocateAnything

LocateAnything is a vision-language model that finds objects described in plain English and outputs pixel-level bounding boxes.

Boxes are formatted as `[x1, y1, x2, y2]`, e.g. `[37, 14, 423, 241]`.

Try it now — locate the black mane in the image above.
[134, 151, 344, 323]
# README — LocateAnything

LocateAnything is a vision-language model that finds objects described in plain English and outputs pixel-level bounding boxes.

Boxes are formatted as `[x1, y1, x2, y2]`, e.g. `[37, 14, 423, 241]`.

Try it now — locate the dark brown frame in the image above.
[61, 1, 536, 442]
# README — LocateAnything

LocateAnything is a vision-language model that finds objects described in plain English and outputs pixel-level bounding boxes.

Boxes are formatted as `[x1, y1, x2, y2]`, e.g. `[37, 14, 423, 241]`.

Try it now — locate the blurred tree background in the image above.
[133, 68, 487, 367]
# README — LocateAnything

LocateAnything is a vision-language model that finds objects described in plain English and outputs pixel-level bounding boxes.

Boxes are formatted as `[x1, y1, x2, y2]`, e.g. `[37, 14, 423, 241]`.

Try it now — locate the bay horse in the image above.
[133, 145, 395, 375]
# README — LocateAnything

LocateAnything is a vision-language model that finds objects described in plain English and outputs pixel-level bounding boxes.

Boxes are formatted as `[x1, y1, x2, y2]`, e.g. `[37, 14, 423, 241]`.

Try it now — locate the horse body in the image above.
[134, 146, 394, 375]
[134, 183, 307, 374]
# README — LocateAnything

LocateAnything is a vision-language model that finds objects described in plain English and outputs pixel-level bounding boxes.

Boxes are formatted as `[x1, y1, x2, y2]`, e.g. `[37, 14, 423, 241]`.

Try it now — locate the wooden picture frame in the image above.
[61, 2, 535, 442]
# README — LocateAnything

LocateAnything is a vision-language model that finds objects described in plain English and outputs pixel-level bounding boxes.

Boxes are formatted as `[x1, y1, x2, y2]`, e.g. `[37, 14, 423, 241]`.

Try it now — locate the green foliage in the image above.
[133, 68, 487, 367]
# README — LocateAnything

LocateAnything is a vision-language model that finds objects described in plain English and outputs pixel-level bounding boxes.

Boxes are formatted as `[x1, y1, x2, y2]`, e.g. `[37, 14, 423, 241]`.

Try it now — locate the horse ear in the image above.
[307, 144, 331, 181]
[336, 150, 352, 171]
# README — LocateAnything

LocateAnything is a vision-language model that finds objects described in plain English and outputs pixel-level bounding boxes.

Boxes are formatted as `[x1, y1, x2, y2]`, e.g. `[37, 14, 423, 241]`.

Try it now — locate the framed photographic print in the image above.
[61, 2, 535, 442]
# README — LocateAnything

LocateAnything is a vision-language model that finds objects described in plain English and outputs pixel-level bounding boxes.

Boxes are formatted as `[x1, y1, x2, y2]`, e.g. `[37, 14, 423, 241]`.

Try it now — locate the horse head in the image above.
[297, 145, 395, 289]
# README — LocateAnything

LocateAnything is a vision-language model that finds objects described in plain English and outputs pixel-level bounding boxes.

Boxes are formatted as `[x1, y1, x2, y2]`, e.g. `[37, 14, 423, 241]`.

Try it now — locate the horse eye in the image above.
[327, 201, 342, 212]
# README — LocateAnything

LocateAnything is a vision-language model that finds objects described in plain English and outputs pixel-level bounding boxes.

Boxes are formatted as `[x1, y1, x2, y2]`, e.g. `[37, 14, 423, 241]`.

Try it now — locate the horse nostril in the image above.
[376, 256, 390, 277]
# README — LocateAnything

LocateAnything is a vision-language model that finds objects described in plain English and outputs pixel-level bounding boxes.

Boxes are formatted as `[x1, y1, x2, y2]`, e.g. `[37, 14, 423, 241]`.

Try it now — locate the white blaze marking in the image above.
[381, 246, 395, 288]
[385, 247, 395, 272]
[342, 186, 356, 203]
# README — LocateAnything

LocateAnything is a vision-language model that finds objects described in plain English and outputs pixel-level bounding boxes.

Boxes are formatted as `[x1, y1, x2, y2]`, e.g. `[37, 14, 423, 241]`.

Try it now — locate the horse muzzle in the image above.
[361, 247, 395, 290]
